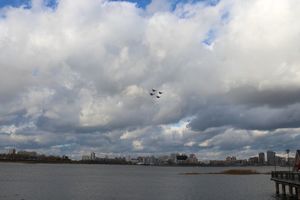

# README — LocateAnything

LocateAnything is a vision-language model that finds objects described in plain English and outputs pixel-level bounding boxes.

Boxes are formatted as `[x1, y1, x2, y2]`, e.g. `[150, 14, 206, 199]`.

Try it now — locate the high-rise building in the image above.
[188, 154, 198, 164]
[226, 156, 237, 162]
[267, 151, 276, 165]
[258, 152, 265, 165]
[90, 152, 96, 160]
[8, 148, 16, 155]
[170, 153, 177, 164]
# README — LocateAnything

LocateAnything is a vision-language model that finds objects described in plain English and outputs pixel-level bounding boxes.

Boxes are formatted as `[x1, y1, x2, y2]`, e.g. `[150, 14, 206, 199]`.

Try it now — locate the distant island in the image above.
[181, 169, 270, 175]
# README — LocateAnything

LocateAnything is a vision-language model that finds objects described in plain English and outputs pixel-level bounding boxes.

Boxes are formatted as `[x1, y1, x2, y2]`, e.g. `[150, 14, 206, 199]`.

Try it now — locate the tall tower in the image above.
[267, 151, 275, 165]
[258, 152, 265, 165]
[90, 152, 96, 160]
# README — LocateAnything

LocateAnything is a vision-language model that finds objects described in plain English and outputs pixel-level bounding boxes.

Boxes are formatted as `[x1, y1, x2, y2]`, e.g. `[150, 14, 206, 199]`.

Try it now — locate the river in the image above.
[0, 163, 287, 200]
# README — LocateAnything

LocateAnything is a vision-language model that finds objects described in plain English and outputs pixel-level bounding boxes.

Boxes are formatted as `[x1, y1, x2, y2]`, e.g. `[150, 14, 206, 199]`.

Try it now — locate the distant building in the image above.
[225, 156, 244, 166]
[157, 155, 169, 165]
[90, 152, 96, 160]
[209, 160, 226, 166]
[241, 159, 248, 165]
[258, 152, 265, 165]
[17, 151, 37, 157]
[82, 155, 90, 161]
[187, 154, 198, 164]
[267, 151, 276, 165]
[125, 156, 131, 162]
[8, 148, 16, 155]
[275, 156, 286, 166]
[149, 156, 157, 165]
[170, 153, 177, 164]
[62, 155, 69, 160]
[288, 157, 295, 167]
[140, 156, 157, 165]
[293, 150, 300, 171]
[130, 158, 139, 164]
[248, 157, 259, 165]
[226, 156, 237, 162]
[176, 154, 188, 164]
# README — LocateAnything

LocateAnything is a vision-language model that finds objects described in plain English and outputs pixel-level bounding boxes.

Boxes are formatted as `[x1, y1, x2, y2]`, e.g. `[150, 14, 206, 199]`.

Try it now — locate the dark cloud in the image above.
[189, 104, 300, 131]
[0, 109, 27, 126]
[226, 85, 300, 107]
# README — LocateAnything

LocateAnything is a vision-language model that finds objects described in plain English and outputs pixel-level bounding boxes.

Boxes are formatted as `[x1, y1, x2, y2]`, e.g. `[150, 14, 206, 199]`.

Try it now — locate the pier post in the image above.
[289, 185, 293, 196]
[275, 182, 279, 195]
[282, 184, 286, 196]
[271, 171, 300, 199]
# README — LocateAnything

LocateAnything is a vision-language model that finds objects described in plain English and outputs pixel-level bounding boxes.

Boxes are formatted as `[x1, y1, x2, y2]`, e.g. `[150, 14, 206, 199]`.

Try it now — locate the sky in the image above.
[0, 0, 299, 160]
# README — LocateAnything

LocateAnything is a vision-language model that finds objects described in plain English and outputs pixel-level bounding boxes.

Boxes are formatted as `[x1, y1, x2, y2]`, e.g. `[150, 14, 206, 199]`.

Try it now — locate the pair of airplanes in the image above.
[150, 89, 163, 99]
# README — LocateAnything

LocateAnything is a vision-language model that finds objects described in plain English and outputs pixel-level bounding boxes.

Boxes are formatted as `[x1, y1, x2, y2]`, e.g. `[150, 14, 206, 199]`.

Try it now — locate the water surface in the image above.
[0, 163, 283, 200]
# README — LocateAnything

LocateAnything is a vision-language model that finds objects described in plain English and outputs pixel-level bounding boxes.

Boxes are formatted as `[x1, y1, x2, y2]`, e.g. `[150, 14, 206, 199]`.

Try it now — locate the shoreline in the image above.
[0, 160, 276, 169]
[180, 169, 271, 175]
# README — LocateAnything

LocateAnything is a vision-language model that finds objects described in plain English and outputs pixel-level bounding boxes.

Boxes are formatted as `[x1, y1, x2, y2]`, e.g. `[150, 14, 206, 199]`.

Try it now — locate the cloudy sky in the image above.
[0, 0, 299, 159]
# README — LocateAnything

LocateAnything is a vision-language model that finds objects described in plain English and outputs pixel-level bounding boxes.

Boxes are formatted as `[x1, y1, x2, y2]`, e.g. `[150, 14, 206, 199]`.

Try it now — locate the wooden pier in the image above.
[271, 171, 300, 199]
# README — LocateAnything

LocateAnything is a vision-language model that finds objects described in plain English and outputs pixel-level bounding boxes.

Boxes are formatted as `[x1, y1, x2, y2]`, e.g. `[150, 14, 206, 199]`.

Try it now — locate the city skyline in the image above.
[0, 148, 297, 169]
[1, 0, 300, 160]
[1, 148, 296, 163]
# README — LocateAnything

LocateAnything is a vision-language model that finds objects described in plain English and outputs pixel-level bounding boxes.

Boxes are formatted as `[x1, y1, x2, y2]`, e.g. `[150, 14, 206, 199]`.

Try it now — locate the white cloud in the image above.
[0, 0, 300, 158]
[132, 140, 144, 150]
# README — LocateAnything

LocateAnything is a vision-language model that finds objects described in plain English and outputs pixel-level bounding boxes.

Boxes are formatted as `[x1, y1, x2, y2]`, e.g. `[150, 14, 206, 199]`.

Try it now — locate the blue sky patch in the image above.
[171, 0, 220, 10]
[44, 0, 58, 9]
[0, 0, 220, 10]
[110, 0, 221, 10]
[110, 0, 151, 9]
[202, 29, 217, 46]
[0, 0, 58, 9]
[205, 0, 219, 6]
[221, 11, 230, 23]
[0, 0, 31, 9]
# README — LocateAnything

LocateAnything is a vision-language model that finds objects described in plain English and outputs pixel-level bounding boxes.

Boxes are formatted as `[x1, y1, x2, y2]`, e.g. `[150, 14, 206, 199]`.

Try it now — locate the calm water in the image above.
[0, 163, 286, 200]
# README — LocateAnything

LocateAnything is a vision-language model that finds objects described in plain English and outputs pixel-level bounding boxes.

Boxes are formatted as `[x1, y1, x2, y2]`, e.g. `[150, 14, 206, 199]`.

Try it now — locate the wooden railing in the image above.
[271, 171, 300, 182]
